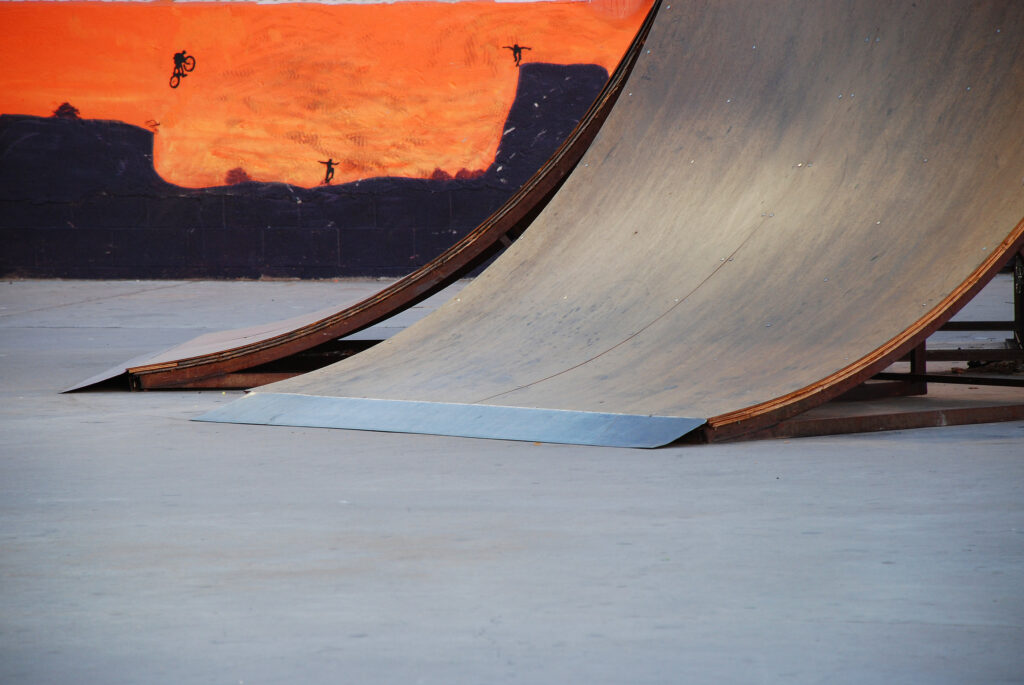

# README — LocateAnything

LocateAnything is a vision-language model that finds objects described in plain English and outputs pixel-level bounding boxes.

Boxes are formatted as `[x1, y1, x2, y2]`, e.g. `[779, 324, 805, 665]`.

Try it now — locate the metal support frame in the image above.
[937, 248, 1024, 349]
[1014, 249, 1024, 347]
[870, 250, 1024, 391]
[872, 371, 1024, 387]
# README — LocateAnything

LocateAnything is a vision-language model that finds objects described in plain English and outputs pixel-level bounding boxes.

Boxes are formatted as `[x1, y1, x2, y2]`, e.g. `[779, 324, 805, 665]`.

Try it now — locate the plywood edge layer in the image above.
[194, 393, 704, 448]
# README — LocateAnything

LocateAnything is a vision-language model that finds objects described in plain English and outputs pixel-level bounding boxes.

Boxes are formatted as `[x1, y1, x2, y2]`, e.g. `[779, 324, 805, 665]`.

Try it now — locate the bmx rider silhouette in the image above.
[169, 50, 196, 88]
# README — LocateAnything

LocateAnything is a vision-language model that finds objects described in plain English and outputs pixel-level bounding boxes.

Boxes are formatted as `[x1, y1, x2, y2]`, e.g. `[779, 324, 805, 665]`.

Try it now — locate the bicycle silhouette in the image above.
[169, 51, 196, 89]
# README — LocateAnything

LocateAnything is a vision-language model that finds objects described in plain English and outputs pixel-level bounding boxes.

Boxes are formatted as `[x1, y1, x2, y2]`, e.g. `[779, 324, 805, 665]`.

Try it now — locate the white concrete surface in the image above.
[1, 278, 1022, 684]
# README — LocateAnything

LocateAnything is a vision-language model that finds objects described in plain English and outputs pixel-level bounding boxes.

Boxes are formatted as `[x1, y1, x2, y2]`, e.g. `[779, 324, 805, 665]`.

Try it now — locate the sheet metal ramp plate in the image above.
[196, 394, 705, 449]
[199, 0, 1024, 447]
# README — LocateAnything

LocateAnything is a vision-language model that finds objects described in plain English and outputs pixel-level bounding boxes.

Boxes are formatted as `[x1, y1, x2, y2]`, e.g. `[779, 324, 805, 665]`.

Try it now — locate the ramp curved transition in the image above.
[69, 5, 659, 392]
[200, 0, 1024, 446]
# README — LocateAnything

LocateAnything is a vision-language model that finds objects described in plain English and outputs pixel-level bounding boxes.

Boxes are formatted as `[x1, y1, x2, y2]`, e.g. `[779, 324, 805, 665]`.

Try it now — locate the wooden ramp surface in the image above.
[199, 0, 1024, 446]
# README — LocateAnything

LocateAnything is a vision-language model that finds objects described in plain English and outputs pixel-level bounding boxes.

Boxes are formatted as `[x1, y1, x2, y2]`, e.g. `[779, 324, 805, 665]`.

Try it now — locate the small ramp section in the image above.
[200, 0, 1024, 447]
[67, 7, 659, 392]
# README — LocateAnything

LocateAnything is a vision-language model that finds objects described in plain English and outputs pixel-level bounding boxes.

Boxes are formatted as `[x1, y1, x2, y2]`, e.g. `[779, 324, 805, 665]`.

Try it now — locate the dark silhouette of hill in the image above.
[0, 63, 607, 278]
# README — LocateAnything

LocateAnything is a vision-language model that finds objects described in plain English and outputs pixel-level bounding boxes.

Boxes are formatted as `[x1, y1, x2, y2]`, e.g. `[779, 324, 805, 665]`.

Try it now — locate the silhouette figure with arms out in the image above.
[170, 50, 196, 89]
[319, 158, 338, 185]
[503, 43, 531, 67]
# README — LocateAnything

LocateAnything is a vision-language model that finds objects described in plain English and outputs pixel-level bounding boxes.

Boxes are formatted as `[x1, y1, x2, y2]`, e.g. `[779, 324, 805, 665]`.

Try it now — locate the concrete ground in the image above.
[1, 278, 1022, 684]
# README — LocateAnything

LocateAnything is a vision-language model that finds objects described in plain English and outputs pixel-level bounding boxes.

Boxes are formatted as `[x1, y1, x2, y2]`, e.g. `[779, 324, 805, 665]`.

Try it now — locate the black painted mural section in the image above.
[1, 63, 605, 278]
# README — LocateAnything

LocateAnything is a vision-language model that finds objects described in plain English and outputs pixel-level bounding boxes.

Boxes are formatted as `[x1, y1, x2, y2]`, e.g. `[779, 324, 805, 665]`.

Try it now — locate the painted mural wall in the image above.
[0, 0, 650, 278]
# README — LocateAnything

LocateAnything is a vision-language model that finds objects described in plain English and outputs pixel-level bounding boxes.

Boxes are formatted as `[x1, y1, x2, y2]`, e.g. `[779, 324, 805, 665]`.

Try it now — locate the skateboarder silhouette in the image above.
[503, 43, 531, 67]
[319, 158, 337, 184]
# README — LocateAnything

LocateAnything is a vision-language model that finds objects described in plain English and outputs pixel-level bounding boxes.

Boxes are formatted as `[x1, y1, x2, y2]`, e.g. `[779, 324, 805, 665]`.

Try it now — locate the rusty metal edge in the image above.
[121, 2, 662, 391]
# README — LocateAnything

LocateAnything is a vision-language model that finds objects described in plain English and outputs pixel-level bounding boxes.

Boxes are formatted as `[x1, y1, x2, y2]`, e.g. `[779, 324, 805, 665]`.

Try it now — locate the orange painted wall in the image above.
[0, 1, 650, 188]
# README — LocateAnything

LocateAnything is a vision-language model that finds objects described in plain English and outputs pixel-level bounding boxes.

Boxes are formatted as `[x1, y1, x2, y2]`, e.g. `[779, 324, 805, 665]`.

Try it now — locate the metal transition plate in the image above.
[195, 393, 705, 449]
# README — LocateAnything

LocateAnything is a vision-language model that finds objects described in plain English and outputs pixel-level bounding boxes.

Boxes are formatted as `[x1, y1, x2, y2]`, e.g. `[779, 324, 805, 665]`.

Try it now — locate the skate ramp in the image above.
[199, 0, 1024, 446]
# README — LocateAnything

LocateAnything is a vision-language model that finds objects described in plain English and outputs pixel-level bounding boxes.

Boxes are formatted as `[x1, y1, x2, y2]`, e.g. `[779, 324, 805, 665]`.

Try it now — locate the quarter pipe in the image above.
[199, 0, 1024, 446]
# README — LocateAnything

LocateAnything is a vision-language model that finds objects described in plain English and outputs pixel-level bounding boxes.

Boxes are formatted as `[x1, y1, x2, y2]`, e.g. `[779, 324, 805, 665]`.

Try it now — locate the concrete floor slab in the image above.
[1, 279, 1022, 684]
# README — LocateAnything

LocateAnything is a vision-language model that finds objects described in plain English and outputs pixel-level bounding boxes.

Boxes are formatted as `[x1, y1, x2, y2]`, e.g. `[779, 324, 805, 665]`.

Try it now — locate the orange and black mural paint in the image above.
[0, 0, 651, 277]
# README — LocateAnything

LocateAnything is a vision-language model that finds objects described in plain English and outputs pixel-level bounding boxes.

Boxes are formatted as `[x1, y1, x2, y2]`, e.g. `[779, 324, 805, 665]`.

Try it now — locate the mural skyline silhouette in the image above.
[0, 0, 650, 188]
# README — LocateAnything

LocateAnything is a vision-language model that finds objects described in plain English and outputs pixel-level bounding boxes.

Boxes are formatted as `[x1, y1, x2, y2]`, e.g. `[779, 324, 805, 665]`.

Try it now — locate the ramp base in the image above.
[195, 393, 704, 448]
[721, 383, 1024, 442]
